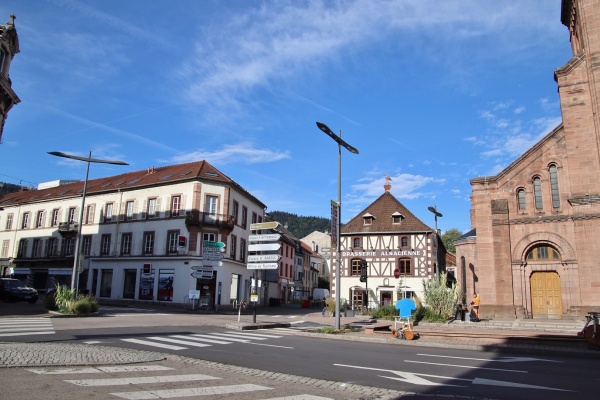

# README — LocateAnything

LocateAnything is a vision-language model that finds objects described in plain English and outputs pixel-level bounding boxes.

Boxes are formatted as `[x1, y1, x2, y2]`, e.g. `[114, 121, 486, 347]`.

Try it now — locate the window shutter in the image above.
[141, 199, 147, 219]
[156, 197, 162, 218]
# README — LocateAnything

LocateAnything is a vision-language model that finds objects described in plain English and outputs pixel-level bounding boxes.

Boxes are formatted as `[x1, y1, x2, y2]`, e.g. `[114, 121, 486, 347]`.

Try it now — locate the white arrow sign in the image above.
[247, 254, 281, 262]
[248, 243, 281, 252]
[203, 247, 225, 253]
[203, 253, 224, 260]
[249, 234, 281, 242]
[191, 271, 213, 279]
[202, 260, 223, 267]
[247, 263, 279, 269]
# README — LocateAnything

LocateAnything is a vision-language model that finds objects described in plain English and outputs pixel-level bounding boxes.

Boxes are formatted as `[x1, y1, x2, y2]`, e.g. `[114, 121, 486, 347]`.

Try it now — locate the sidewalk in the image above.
[298, 311, 595, 356]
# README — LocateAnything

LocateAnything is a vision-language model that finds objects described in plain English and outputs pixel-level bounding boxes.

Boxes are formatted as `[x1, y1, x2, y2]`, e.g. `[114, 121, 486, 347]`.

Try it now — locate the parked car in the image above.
[0, 278, 39, 303]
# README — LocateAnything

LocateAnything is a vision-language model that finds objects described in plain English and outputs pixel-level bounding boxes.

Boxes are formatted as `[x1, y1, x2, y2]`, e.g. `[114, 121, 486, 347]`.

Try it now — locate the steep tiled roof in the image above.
[342, 191, 431, 234]
[0, 160, 266, 208]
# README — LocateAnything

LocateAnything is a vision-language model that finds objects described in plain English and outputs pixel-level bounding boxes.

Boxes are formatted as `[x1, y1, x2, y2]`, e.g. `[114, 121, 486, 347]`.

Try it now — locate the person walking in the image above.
[471, 293, 481, 321]
[321, 296, 327, 316]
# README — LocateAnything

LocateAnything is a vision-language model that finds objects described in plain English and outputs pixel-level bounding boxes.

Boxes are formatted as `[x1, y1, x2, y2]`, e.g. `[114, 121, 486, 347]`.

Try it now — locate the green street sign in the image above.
[204, 241, 226, 248]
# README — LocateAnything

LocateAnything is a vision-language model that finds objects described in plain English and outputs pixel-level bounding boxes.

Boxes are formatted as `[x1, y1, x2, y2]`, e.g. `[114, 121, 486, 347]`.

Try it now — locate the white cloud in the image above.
[169, 143, 290, 165]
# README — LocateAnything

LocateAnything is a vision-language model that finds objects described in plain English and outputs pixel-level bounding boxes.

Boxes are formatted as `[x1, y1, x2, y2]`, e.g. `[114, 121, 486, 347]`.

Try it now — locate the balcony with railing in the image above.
[185, 210, 235, 231]
[57, 222, 78, 237]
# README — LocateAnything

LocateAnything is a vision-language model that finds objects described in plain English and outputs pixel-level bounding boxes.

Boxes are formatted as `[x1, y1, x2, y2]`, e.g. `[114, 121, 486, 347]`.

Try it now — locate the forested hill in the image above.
[266, 211, 330, 239]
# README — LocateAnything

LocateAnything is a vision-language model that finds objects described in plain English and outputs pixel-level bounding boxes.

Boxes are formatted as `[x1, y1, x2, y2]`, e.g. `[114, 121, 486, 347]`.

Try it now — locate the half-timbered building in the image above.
[337, 179, 445, 309]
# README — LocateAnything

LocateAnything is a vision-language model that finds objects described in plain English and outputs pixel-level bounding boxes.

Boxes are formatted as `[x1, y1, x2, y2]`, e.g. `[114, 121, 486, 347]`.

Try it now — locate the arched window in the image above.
[517, 188, 526, 211]
[353, 238, 361, 248]
[533, 176, 543, 210]
[526, 244, 561, 261]
[549, 164, 560, 208]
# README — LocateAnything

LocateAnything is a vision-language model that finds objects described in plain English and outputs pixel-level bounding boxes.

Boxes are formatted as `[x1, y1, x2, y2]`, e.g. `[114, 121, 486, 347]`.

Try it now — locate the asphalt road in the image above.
[2, 302, 598, 399]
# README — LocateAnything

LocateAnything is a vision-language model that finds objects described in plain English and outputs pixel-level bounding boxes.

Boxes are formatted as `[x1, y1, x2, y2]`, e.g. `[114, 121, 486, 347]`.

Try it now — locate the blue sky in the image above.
[0, 0, 571, 234]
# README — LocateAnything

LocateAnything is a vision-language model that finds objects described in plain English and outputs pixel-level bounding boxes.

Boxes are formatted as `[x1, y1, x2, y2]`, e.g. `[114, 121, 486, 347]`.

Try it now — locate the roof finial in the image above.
[384, 174, 392, 192]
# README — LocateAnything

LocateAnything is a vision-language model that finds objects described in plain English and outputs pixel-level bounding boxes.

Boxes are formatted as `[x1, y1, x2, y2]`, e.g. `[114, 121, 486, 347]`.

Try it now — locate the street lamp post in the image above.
[316, 122, 359, 330]
[48, 151, 128, 293]
[427, 206, 443, 280]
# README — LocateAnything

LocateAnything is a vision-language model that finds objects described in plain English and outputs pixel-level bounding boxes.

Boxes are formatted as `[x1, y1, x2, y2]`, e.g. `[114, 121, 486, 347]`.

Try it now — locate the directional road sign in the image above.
[247, 254, 281, 262]
[248, 243, 281, 252]
[191, 271, 213, 278]
[203, 241, 225, 248]
[249, 234, 281, 242]
[202, 260, 223, 267]
[202, 247, 225, 253]
[246, 263, 279, 270]
[250, 221, 279, 230]
[203, 253, 224, 261]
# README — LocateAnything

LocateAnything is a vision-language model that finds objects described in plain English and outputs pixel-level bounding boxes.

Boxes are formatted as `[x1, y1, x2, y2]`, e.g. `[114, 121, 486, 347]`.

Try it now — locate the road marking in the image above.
[403, 360, 527, 373]
[335, 364, 573, 391]
[267, 396, 333, 399]
[146, 336, 211, 348]
[247, 342, 294, 349]
[28, 365, 174, 375]
[0, 318, 54, 337]
[121, 338, 186, 350]
[417, 353, 561, 363]
[225, 331, 283, 339]
[65, 373, 218, 386]
[175, 334, 233, 344]
[110, 384, 272, 399]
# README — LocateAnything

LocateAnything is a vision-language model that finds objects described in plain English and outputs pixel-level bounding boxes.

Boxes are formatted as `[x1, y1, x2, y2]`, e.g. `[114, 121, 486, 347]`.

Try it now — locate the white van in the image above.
[312, 288, 330, 301]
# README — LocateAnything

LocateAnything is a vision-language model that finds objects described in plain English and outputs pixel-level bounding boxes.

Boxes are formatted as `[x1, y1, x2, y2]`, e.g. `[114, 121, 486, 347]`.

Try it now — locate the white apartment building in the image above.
[0, 160, 267, 308]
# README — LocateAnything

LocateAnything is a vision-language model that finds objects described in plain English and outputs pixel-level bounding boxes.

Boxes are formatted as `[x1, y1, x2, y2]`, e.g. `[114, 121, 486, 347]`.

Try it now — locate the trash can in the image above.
[455, 306, 466, 321]
[301, 300, 310, 308]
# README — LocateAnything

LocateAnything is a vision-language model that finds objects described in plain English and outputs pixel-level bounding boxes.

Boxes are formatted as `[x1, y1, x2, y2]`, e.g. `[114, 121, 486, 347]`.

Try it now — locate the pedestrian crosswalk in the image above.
[0, 317, 54, 337]
[117, 329, 298, 351]
[26, 364, 335, 399]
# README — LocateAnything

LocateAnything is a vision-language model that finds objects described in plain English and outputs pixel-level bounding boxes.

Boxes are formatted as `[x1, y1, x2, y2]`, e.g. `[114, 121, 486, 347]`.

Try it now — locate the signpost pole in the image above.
[253, 271, 257, 323]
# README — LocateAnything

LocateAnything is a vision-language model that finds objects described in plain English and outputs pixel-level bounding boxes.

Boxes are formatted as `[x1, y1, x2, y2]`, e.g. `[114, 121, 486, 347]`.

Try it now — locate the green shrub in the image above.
[319, 326, 336, 334]
[369, 304, 398, 320]
[422, 272, 460, 320]
[54, 284, 76, 314]
[422, 307, 447, 322]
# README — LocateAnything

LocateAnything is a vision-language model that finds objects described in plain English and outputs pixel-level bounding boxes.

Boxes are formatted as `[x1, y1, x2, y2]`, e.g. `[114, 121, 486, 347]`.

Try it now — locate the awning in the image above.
[11, 268, 31, 274]
[48, 269, 73, 276]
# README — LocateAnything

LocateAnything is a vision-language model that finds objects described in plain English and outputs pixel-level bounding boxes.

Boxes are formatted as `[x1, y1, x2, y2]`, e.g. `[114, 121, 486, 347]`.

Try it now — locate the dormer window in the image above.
[392, 212, 404, 224]
[363, 213, 375, 225]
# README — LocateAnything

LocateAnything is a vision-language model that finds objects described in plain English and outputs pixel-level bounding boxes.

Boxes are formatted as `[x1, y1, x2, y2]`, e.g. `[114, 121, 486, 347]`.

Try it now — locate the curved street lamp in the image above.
[315, 122, 359, 330]
[48, 151, 128, 293]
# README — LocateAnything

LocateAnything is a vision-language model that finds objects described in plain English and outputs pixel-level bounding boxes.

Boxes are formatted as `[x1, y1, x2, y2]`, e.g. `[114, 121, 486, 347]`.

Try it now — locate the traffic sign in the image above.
[248, 243, 281, 252]
[204, 253, 224, 260]
[191, 271, 213, 278]
[204, 241, 225, 248]
[202, 260, 223, 267]
[250, 221, 279, 230]
[246, 263, 278, 269]
[202, 247, 225, 253]
[247, 254, 281, 262]
[249, 234, 281, 242]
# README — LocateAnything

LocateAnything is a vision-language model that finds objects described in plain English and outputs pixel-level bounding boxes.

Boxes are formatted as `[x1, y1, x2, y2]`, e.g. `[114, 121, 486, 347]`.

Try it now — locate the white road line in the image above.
[173, 334, 232, 345]
[121, 338, 186, 350]
[267, 396, 333, 400]
[0, 326, 54, 332]
[0, 331, 55, 337]
[28, 365, 174, 375]
[209, 332, 267, 341]
[110, 384, 272, 399]
[65, 373, 218, 386]
[225, 331, 283, 339]
[146, 336, 211, 348]
[202, 333, 252, 342]
[403, 360, 527, 373]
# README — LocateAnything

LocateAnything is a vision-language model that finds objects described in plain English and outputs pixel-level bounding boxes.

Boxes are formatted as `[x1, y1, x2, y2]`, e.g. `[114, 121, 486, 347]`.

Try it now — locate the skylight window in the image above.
[129, 178, 141, 184]
[159, 174, 173, 180]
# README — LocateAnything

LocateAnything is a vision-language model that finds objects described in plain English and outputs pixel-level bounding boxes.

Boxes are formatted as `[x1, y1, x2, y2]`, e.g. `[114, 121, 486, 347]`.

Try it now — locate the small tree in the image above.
[422, 272, 459, 320]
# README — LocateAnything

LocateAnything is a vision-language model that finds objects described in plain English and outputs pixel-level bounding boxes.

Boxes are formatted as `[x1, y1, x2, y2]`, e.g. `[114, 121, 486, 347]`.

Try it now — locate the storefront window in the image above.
[157, 269, 174, 301]
[123, 269, 136, 299]
[139, 268, 154, 300]
[99, 269, 113, 297]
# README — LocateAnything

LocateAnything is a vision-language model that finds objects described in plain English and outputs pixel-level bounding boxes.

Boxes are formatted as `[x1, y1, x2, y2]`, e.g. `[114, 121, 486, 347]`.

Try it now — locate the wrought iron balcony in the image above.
[57, 222, 78, 237]
[185, 211, 235, 231]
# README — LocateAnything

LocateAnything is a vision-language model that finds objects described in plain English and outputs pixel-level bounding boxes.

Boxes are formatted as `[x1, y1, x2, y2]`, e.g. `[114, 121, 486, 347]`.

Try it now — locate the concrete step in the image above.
[447, 318, 584, 333]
